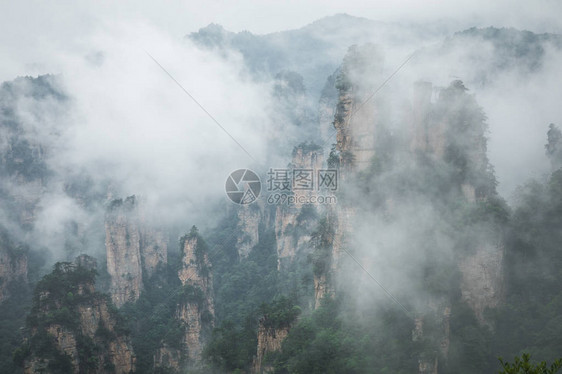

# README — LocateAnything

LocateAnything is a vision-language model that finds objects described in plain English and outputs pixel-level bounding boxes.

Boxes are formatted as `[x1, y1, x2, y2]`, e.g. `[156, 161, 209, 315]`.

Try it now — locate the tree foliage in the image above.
[499, 354, 562, 374]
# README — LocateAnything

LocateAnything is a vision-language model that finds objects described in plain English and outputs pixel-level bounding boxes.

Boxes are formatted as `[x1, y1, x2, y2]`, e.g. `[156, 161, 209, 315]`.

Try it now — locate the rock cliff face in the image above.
[410, 81, 442, 156]
[275, 205, 300, 268]
[0, 78, 59, 303]
[0, 76, 56, 231]
[105, 195, 167, 307]
[149, 233, 217, 374]
[318, 70, 339, 142]
[409, 80, 492, 201]
[323, 47, 504, 372]
[332, 49, 384, 172]
[313, 205, 355, 309]
[308, 48, 386, 309]
[176, 229, 214, 367]
[418, 357, 439, 374]
[236, 206, 261, 259]
[412, 305, 451, 374]
[409, 80, 504, 320]
[153, 344, 181, 372]
[140, 225, 168, 278]
[105, 196, 143, 308]
[0, 237, 27, 302]
[275, 144, 324, 270]
[252, 319, 291, 374]
[9, 179, 44, 229]
[310, 75, 358, 306]
[23, 255, 135, 374]
[407, 81, 504, 373]
[333, 89, 356, 170]
[313, 272, 329, 309]
[458, 243, 504, 323]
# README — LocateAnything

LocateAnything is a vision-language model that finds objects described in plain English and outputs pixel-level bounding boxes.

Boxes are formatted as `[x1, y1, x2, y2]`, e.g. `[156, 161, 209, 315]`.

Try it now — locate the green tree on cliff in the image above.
[499, 354, 562, 374]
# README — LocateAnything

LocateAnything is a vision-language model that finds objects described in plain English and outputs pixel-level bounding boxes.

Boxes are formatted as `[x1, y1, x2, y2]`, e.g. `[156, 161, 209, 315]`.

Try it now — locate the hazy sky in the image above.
[1, 0, 561, 81]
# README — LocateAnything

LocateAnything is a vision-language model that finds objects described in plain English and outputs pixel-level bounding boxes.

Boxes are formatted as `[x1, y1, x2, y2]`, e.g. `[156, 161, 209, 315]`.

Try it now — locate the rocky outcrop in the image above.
[440, 306, 451, 357]
[22, 255, 135, 374]
[326, 49, 504, 373]
[77, 299, 135, 373]
[411, 304, 451, 374]
[329, 206, 353, 274]
[9, 179, 44, 229]
[154, 343, 182, 372]
[458, 243, 504, 323]
[332, 89, 359, 173]
[310, 205, 355, 309]
[178, 229, 213, 299]
[418, 356, 439, 374]
[236, 206, 261, 259]
[105, 195, 167, 307]
[252, 320, 290, 374]
[290, 144, 324, 204]
[140, 225, 167, 278]
[275, 205, 299, 268]
[105, 196, 143, 308]
[0, 76, 57, 231]
[318, 69, 340, 142]
[410, 80, 494, 201]
[410, 81, 446, 158]
[176, 300, 206, 365]
[0, 236, 27, 302]
[313, 273, 329, 309]
[275, 205, 320, 271]
[275, 144, 324, 270]
[546, 123, 562, 170]
[175, 228, 214, 367]
[309, 212, 336, 309]
[332, 47, 384, 172]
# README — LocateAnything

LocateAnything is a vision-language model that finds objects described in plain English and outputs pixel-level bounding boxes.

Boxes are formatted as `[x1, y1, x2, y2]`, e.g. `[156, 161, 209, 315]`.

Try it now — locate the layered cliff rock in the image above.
[105, 196, 143, 308]
[332, 44, 385, 172]
[0, 76, 57, 231]
[409, 79, 504, 318]
[310, 213, 336, 309]
[320, 45, 505, 373]
[318, 69, 340, 142]
[252, 320, 290, 374]
[275, 143, 324, 270]
[251, 297, 299, 374]
[105, 195, 168, 307]
[21, 255, 135, 374]
[410, 81, 440, 156]
[0, 77, 61, 304]
[409, 80, 493, 201]
[236, 205, 261, 259]
[153, 343, 181, 372]
[412, 305, 452, 374]
[0, 232, 27, 302]
[176, 227, 214, 366]
[307, 46, 387, 308]
[139, 225, 168, 278]
[312, 205, 355, 309]
[458, 243, 504, 323]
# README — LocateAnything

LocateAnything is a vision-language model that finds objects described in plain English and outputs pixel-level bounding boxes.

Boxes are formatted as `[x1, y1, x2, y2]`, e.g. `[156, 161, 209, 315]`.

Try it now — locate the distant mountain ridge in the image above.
[188, 14, 447, 97]
[189, 15, 562, 99]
